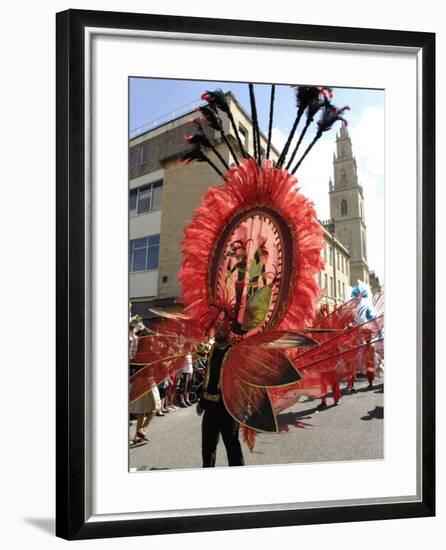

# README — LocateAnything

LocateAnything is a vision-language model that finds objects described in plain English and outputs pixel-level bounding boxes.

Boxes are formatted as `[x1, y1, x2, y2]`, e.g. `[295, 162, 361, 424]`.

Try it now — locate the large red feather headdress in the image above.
[179, 157, 324, 334]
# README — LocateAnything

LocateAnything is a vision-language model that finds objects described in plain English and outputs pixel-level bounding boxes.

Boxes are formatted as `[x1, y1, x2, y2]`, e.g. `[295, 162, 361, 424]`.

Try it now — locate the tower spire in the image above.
[328, 129, 369, 287]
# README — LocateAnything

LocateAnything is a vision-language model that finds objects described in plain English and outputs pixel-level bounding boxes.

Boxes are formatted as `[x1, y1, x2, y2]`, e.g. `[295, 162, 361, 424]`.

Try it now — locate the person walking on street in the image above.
[196, 322, 245, 467]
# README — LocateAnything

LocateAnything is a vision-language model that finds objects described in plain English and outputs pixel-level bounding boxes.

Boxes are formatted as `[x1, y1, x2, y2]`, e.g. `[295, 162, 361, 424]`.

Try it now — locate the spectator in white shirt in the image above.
[179, 353, 193, 407]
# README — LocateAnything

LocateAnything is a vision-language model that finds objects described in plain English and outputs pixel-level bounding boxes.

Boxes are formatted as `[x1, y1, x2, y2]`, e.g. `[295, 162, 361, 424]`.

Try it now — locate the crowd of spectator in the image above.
[129, 315, 210, 445]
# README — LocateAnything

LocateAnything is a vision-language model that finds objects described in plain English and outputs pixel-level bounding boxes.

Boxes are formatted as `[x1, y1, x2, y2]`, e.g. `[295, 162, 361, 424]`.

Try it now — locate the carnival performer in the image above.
[196, 319, 245, 467]
[129, 317, 160, 443]
[349, 281, 379, 391]
[317, 380, 341, 409]
[311, 303, 341, 408]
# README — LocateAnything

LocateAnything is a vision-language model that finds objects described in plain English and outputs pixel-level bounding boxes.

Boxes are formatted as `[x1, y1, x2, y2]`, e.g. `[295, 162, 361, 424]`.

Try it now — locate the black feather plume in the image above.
[202, 90, 249, 159]
[180, 147, 224, 177]
[266, 84, 275, 160]
[185, 121, 230, 171]
[285, 89, 327, 170]
[180, 147, 208, 164]
[291, 100, 350, 174]
[277, 86, 313, 167]
[317, 101, 350, 134]
[185, 133, 212, 149]
[198, 104, 240, 165]
[199, 105, 223, 132]
[201, 89, 230, 114]
[278, 86, 332, 168]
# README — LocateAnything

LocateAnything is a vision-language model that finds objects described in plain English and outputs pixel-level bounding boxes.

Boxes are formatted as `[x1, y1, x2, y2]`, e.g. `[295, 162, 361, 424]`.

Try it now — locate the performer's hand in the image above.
[196, 403, 204, 416]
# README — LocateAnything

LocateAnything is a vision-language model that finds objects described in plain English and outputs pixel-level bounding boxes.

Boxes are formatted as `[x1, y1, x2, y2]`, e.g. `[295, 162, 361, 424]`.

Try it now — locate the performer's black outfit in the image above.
[199, 345, 245, 467]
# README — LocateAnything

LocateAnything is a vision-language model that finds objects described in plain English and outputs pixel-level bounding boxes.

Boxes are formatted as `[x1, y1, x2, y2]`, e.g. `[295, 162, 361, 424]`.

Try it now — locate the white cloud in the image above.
[362, 173, 385, 283]
[350, 105, 385, 178]
[296, 138, 334, 221]
[271, 127, 287, 153]
[271, 126, 333, 220]
[350, 105, 385, 283]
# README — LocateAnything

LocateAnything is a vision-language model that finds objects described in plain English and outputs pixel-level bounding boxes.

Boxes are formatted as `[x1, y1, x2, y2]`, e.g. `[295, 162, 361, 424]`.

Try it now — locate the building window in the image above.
[238, 124, 248, 148]
[330, 276, 334, 297]
[341, 198, 348, 216]
[151, 181, 163, 211]
[140, 144, 149, 165]
[338, 280, 341, 297]
[342, 282, 345, 300]
[324, 274, 328, 291]
[129, 149, 139, 169]
[129, 181, 163, 215]
[323, 244, 327, 261]
[318, 272, 322, 288]
[337, 251, 340, 269]
[129, 234, 160, 272]
[260, 146, 265, 159]
[329, 246, 333, 265]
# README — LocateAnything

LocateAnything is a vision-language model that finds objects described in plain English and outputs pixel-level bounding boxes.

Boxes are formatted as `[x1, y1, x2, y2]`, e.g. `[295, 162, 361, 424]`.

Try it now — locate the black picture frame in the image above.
[56, 9, 435, 540]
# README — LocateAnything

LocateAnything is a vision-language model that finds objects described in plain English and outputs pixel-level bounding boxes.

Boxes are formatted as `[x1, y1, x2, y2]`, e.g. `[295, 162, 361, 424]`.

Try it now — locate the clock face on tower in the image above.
[209, 206, 294, 336]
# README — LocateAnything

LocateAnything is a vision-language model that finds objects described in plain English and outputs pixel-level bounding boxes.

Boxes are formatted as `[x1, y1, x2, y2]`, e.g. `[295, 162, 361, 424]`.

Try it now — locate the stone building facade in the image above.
[319, 221, 351, 308]
[329, 125, 370, 286]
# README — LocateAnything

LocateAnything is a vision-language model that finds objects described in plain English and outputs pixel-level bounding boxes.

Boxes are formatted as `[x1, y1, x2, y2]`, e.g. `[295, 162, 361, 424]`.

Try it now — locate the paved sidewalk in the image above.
[129, 378, 384, 471]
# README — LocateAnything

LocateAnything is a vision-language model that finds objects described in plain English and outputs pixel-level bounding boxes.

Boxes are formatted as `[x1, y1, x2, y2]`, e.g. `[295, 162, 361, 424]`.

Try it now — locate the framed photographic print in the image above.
[56, 9, 435, 540]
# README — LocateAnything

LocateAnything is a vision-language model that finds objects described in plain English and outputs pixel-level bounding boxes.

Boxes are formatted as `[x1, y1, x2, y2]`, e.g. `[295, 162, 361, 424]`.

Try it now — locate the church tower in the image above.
[329, 126, 369, 286]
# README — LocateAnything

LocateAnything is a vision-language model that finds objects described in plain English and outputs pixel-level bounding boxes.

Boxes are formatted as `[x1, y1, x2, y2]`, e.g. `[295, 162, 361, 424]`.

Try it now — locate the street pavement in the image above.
[129, 377, 384, 471]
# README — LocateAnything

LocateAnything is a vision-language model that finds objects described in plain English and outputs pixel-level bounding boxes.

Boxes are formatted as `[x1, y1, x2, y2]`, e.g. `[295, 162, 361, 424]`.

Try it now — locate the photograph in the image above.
[52, 5, 435, 540]
[127, 78, 385, 471]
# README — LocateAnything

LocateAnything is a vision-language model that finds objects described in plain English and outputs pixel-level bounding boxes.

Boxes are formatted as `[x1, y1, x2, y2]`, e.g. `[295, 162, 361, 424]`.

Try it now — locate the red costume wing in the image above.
[147, 309, 205, 341]
[130, 311, 207, 402]
[239, 330, 319, 349]
[294, 316, 384, 372]
[270, 317, 384, 413]
[312, 296, 362, 332]
[131, 334, 195, 365]
[222, 346, 302, 387]
[221, 365, 277, 432]
[130, 354, 197, 402]
[218, 329, 318, 432]
[297, 340, 382, 383]
[270, 370, 326, 415]
[222, 327, 319, 389]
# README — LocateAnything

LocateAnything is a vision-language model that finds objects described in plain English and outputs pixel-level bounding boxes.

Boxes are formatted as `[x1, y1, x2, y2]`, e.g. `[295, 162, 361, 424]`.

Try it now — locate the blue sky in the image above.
[130, 78, 385, 284]
[130, 79, 383, 136]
